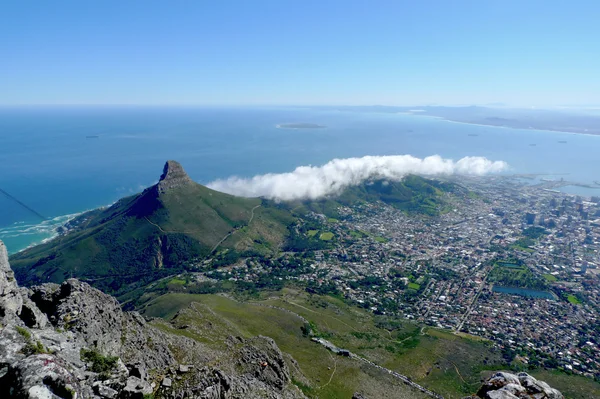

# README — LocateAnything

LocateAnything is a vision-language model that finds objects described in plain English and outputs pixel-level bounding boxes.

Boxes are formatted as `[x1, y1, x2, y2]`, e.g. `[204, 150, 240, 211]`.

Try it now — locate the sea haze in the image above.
[1, 106, 599, 253]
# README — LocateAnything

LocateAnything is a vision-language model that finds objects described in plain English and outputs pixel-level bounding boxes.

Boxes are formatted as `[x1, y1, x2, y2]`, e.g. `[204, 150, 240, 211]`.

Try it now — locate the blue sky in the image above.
[2, 1, 599, 106]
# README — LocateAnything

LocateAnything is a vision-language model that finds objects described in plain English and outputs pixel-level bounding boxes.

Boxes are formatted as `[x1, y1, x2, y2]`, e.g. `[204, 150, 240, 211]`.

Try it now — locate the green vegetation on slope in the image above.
[9, 162, 294, 295]
[140, 289, 600, 399]
[10, 170, 463, 297]
[142, 291, 430, 399]
[291, 175, 464, 219]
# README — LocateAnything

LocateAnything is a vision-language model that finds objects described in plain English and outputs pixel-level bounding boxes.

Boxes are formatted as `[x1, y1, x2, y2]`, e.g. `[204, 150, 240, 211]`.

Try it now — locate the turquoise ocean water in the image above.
[1, 106, 599, 254]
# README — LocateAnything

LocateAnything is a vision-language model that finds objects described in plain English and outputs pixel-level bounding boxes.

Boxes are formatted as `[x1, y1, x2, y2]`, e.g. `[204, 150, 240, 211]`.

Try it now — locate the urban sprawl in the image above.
[196, 176, 600, 380]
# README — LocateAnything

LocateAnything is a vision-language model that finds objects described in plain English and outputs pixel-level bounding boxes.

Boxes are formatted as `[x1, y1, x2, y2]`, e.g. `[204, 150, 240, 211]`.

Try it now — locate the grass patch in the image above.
[327, 218, 339, 223]
[307, 230, 319, 238]
[529, 369, 600, 399]
[16, 326, 31, 340]
[349, 230, 366, 239]
[567, 295, 581, 305]
[168, 277, 186, 286]
[374, 236, 388, 243]
[408, 282, 421, 290]
[543, 274, 558, 282]
[22, 340, 49, 356]
[319, 232, 334, 241]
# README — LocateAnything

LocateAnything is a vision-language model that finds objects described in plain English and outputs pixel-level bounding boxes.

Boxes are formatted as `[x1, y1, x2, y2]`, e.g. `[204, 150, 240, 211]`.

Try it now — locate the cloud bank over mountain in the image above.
[207, 155, 508, 201]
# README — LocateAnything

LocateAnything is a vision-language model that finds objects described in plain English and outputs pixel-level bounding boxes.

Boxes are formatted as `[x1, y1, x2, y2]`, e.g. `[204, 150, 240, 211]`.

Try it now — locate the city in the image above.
[196, 176, 600, 382]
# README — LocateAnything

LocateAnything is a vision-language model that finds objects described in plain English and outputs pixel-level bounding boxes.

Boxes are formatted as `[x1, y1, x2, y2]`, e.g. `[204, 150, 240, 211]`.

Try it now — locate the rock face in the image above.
[0, 241, 23, 319]
[157, 160, 193, 193]
[0, 240, 306, 399]
[472, 371, 564, 399]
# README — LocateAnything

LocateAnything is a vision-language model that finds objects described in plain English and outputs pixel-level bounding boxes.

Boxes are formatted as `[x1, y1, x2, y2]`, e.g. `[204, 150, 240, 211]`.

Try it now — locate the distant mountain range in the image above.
[10, 161, 459, 294]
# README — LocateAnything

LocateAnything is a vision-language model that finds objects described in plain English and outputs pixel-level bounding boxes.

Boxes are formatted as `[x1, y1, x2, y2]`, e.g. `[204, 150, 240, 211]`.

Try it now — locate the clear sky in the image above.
[2, 1, 599, 107]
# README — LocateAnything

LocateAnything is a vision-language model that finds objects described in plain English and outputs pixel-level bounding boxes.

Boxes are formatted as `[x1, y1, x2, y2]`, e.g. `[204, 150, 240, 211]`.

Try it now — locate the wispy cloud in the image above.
[207, 154, 508, 201]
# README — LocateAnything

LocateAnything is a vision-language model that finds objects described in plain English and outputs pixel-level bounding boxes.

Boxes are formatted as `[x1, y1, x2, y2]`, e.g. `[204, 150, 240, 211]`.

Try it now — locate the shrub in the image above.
[80, 348, 119, 373]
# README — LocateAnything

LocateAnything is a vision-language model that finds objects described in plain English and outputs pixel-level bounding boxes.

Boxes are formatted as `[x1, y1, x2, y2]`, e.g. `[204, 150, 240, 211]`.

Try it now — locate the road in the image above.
[454, 265, 492, 333]
[210, 204, 261, 254]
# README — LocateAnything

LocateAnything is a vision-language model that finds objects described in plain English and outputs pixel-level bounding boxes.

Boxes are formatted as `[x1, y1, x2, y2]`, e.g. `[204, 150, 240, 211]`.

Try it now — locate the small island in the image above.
[277, 123, 326, 129]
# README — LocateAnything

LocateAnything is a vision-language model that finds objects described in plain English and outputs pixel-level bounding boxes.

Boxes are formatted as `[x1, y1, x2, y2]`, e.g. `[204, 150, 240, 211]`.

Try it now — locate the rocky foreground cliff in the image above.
[0, 240, 306, 399]
[0, 238, 566, 399]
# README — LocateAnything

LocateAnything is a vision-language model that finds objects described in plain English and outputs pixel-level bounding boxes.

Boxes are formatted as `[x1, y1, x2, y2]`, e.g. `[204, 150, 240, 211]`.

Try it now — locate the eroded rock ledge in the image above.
[0, 240, 305, 399]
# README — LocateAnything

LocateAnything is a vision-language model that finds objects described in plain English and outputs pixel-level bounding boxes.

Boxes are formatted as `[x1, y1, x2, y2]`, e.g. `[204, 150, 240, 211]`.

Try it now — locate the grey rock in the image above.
[238, 336, 291, 390]
[487, 391, 518, 399]
[127, 362, 147, 380]
[499, 383, 526, 396]
[20, 297, 48, 329]
[52, 279, 124, 356]
[178, 364, 191, 373]
[0, 241, 23, 320]
[518, 373, 563, 398]
[0, 240, 307, 399]
[121, 376, 153, 398]
[476, 372, 563, 399]
[157, 160, 193, 193]
[1, 353, 83, 399]
[95, 383, 119, 399]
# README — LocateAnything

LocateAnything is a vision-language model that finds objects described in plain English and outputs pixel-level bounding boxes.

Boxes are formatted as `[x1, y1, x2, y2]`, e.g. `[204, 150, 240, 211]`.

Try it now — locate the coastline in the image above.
[400, 112, 600, 137]
[1, 204, 111, 255]
[0, 212, 82, 255]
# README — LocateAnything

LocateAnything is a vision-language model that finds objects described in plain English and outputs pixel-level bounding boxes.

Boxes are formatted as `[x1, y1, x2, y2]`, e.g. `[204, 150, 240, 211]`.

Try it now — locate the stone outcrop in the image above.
[0, 241, 23, 320]
[0, 240, 306, 399]
[157, 160, 193, 193]
[470, 371, 564, 399]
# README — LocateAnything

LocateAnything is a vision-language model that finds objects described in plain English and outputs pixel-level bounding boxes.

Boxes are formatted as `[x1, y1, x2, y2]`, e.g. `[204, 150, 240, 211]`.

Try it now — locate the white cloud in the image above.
[207, 154, 508, 201]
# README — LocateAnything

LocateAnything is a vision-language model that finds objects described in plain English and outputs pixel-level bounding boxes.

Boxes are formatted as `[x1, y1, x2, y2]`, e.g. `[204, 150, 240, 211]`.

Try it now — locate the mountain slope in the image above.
[9, 161, 294, 294]
[291, 175, 464, 218]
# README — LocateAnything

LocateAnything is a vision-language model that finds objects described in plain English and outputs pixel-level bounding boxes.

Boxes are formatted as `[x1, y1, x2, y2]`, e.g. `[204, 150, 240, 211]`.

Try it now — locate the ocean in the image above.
[1, 106, 600, 254]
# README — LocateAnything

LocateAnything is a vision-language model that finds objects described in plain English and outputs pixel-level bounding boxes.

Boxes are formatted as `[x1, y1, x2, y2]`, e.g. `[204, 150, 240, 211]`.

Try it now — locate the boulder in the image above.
[121, 376, 153, 399]
[476, 372, 563, 399]
[94, 383, 119, 399]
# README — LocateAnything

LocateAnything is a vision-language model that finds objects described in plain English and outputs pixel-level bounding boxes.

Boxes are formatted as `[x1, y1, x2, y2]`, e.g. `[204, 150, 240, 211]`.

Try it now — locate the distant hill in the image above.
[291, 175, 464, 218]
[9, 161, 294, 294]
[10, 162, 461, 295]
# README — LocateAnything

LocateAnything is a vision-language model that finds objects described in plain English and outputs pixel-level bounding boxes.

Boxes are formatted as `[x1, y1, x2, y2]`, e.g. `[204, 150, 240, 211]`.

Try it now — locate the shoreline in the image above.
[399, 112, 600, 137]
[1, 204, 110, 255]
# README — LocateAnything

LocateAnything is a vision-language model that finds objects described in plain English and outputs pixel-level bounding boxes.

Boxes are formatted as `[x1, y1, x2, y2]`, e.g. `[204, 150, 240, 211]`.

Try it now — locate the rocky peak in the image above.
[157, 160, 193, 193]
